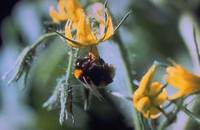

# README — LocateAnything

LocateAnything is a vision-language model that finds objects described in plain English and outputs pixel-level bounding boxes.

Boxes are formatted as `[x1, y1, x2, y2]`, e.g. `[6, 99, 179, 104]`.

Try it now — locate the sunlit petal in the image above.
[132, 63, 167, 119]
[166, 63, 200, 100]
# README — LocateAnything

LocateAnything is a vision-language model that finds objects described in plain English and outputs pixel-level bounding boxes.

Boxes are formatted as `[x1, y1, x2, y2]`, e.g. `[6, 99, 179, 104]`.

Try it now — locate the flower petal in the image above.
[139, 64, 157, 94]
[76, 11, 97, 45]
[49, 6, 62, 23]
[134, 96, 150, 112]
[102, 11, 114, 41]
[166, 63, 200, 100]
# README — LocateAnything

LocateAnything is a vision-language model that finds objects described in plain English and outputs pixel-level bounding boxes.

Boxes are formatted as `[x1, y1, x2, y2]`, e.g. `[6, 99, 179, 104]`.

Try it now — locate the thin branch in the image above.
[113, 33, 137, 88]
[179, 104, 200, 124]
[55, 31, 84, 47]
[154, 83, 168, 97]
[193, 25, 200, 65]
[155, 105, 168, 118]
[112, 26, 142, 130]
[104, 0, 108, 8]
[114, 10, 132, 33]
[158, 106, 180, 130]
[30, 32, 58, 49]
[172, 100, 200, 124]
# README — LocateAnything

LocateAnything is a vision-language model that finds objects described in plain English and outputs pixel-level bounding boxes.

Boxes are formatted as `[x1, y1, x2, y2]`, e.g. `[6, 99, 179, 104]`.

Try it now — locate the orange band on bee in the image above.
[74, 69, 83, 79]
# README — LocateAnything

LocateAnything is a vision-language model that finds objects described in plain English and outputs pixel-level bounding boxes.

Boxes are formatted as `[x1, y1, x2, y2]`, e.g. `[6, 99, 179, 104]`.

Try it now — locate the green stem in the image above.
[172, 100, 200, 124]
[158, 119, 170, 130]
[30, 32, 57, 50]
[158, 108, 179, 130]
[65, 49, 74, 83]
[113, 33, 137, 89]
[157, 106, 168, 118]
[154, 84, 168, 98]
[179, 104, 200, 124]
[158, 100, 183, 130]
[113, 34, 141, 130]
[65, 48, 79, 83]
[59, 48, 79, 124]
[193, 26, 200, 65]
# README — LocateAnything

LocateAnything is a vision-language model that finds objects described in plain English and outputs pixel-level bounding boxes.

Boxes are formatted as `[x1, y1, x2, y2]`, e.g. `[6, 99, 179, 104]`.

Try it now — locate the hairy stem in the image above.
[59, 48, 79, 124]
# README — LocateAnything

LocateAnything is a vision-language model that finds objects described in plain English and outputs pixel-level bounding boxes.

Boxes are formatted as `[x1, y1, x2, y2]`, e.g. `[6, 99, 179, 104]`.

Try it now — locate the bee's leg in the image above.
[82, 77, 104, 101]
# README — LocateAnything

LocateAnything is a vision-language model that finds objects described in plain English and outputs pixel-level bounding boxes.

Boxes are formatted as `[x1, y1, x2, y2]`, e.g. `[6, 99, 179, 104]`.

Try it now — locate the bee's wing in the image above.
[82, 77, 104, 101]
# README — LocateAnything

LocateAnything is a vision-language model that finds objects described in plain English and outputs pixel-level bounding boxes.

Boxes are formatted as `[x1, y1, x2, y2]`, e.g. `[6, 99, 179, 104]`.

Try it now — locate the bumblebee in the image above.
[73, 52, 115, 99]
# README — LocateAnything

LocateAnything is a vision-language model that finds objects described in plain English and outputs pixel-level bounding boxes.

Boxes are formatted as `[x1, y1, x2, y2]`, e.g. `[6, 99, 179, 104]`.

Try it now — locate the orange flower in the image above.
[133, 64, 167, 119]
[166, 62, 200, 100]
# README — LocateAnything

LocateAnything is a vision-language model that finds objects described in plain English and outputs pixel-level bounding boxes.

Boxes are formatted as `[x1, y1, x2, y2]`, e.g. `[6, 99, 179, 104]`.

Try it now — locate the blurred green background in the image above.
[0, 0, 200, 130]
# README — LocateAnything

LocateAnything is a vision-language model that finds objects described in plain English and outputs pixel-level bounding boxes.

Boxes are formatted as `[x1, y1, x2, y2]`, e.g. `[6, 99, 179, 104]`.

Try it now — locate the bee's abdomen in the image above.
[87, 64, 114, 86]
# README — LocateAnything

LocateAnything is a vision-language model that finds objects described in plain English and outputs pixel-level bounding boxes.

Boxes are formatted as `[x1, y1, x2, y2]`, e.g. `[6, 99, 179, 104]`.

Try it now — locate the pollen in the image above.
[88, 52, 96, 60]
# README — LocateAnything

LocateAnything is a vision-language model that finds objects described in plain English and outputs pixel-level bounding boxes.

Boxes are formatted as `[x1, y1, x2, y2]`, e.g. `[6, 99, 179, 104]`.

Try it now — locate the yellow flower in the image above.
[49, 0, 82, 24]
[87, 3, 114, 41]
[63, 2, 114, 47]
[65, 11, 96, 46]
[166, 62, 200, 100]
[133, 64, 167, 119]
[49, 0, 67, 23]
[49, 1, 116, 47]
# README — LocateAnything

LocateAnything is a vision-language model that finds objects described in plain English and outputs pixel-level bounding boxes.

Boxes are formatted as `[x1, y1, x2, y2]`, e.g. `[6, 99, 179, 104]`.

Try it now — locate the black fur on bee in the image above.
[74, 53, 115, 88]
